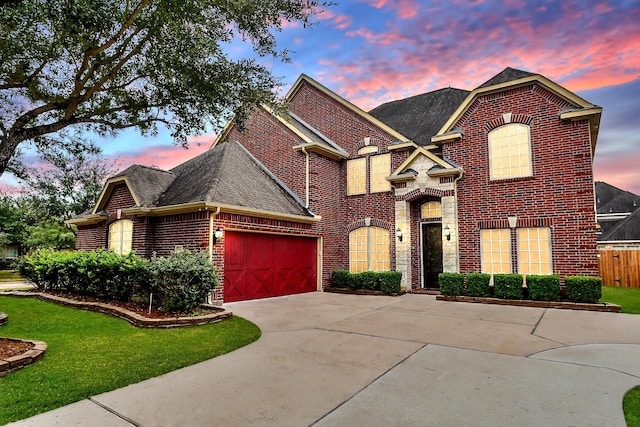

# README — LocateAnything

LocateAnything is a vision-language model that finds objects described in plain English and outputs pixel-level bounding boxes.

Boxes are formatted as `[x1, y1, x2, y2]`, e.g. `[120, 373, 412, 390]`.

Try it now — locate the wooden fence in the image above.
[599, 249, 640, 288]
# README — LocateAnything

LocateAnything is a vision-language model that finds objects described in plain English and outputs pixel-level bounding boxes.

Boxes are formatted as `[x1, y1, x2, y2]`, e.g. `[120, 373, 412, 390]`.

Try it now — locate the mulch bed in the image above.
[0, 338, 33, 359]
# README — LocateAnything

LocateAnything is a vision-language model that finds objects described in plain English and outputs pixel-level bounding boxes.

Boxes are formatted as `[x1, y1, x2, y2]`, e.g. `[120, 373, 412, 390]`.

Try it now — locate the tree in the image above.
[0, 0, 328, 176]
[14, 142, 119, 220]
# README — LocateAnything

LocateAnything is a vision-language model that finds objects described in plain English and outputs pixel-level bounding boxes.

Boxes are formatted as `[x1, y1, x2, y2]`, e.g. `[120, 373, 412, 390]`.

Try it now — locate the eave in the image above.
[388, 141, 418, 151]
[65, 212, 108, 226]
[125, 202, 321, 224]
[292, 142, 348, 160]
[427, 167, 463, 177]
[386, 171, 417, 183]
[431, 130, 463, 145]
[560, 107, 602, 154]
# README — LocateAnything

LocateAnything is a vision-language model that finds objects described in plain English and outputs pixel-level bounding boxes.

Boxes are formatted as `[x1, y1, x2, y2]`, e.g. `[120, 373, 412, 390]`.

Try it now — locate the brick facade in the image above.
[442, 83, 598, 278]
[75, 72, 601, 302]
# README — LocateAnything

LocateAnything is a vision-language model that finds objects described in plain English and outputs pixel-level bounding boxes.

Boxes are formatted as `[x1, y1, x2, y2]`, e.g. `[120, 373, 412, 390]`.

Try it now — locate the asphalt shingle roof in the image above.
[595, 181, 640, 242]
[369, 87, 470, 145]
[113, 165, 175, 207]
[478, 67, 536, 88]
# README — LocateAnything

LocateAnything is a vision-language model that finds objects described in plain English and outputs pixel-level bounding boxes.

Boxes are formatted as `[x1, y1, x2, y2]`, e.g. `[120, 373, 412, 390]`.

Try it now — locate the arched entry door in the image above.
[421, 223, 443, 288]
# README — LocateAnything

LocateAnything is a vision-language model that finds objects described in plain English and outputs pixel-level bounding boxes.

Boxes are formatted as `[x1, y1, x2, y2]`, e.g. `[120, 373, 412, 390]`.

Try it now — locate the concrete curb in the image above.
[0, 291, 233, 328]
[436, 295, 621, 312]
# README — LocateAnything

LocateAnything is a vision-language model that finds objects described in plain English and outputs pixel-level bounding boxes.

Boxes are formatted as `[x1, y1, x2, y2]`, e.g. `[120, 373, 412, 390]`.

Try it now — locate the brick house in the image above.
[71, 67, 602, 303]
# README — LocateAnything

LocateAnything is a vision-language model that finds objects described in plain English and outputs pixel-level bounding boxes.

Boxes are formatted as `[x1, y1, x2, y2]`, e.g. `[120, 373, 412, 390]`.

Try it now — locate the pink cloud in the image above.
[594, 152, 640, 196]
[111, 142, 210, 172]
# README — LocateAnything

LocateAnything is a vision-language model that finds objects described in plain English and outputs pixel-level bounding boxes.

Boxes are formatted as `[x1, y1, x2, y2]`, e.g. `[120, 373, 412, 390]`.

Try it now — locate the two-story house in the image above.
[70, 67, 602, 303]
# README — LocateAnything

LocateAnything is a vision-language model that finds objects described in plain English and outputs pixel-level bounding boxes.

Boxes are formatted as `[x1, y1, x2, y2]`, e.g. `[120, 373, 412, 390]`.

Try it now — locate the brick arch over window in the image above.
[485, 114, 533, 132]
[399, 188, 453, 202]
[346, 218, 394, 233]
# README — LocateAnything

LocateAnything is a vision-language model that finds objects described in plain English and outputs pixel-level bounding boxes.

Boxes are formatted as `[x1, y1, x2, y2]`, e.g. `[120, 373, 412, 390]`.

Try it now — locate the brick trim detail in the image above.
[485, 113, 533, 131]
[479, 217, 554, 229]
[398, 188, 454, 202]
[346, 218, 394, 232]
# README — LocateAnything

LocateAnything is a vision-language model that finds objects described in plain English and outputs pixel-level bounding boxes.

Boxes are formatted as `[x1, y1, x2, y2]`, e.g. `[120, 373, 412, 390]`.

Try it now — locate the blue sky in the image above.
[2, 0, 639, 195]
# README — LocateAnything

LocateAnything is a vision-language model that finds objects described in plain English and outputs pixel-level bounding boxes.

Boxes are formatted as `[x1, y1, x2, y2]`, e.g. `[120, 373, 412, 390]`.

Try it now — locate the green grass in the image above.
[0, 296, 261, 424]
[0, 270, 24, 282]
[625, 386, 640, 427]
[601, 286, 640, 314]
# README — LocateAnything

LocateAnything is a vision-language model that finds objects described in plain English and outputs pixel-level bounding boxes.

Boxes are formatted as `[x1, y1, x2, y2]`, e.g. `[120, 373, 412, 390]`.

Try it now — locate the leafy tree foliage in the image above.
[0, 0, 329, 176]
[14, 142, 118, 220]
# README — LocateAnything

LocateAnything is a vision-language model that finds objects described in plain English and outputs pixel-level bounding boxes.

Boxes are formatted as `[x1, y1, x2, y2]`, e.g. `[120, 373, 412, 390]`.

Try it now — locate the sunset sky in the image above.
[1, 0, 639, 195]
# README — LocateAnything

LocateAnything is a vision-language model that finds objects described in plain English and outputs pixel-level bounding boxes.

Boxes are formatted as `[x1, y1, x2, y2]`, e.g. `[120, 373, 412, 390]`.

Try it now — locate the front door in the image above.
[422, 223, 443, 288]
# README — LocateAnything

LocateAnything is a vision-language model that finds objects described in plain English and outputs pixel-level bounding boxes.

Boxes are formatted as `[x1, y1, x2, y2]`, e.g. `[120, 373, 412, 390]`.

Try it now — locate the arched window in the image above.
[109, 220, 133, 255]
[349, 227, 390, 273]
[488, 123, 532, 180]
[421, 201, 442, 218]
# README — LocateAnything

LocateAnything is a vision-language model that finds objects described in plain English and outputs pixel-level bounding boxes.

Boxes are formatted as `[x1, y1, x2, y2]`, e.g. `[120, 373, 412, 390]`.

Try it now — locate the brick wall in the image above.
[443, 83, 598, 277]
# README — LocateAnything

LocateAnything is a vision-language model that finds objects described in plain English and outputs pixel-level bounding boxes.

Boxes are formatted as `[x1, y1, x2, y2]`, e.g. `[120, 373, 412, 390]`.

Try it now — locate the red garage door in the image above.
[224, 232, 318, 302]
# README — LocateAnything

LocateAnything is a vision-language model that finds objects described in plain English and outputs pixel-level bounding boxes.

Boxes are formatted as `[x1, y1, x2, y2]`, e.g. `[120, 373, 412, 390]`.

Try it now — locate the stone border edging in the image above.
[0, 311, 48, 376]
[436, 295, 621, 312]
[1, 291, 233, 328]
[324, 287, 403, 297]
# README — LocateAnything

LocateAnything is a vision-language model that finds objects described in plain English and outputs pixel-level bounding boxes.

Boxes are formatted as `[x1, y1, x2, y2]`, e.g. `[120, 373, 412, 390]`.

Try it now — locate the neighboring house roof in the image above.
[595, 181, 640, 242]
[369, 87, 470, 146]
[600, 207, 640, 242]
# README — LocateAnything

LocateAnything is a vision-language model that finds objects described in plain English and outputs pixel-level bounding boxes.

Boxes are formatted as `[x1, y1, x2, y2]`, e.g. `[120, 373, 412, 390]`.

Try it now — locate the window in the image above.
[488, 123, 532, 180]
[370, 154, 391, 193]
[349, 227, 390, 273]
[347, 158, 367, 195]
[517, 227, 552, 275]
[109, 220, 133, 255]
[480, 229, 511, 274]
[421, 201, 442, 218]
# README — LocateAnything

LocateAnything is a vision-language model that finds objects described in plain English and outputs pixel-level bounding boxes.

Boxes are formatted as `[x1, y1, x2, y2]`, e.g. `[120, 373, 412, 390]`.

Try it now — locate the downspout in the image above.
[301, 146, 310, 208]
[453, 171, 464, 273]
[209, 206, 221, 263]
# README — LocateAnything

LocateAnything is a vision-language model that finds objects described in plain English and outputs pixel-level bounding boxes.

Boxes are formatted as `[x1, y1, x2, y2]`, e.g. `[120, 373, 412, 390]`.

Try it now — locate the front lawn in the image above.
[0, 296, 260, 424]
[625, 386, 640, 427]
[601, 286, 640, 314]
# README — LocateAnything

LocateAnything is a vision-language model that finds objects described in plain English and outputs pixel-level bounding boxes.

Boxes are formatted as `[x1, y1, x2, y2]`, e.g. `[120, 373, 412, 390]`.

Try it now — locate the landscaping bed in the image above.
[1, 290, 232, 328]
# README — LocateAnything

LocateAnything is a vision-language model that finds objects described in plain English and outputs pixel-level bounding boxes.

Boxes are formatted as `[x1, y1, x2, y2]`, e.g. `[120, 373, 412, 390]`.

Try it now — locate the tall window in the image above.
[517, 227, 552, 275]
[421, 201, 442, 218]
[370, 154, 391, 193]
[109, 220, 133, 255]
[488, 123, 532, 180]
[347, 158, 367, 195]
[349, 227, 390, 273]
[480, 229, 511, 274]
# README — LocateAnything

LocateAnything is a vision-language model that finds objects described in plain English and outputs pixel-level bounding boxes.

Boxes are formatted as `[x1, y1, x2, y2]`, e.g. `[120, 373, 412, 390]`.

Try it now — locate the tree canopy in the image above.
[0, 0, 327, 176]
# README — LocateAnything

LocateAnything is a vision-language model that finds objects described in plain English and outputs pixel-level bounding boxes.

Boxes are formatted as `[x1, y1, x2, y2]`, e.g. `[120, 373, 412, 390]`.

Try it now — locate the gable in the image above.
[92, 177, 139, 214]
[287, 75, 412, 154]
[433, 72, 602, 152]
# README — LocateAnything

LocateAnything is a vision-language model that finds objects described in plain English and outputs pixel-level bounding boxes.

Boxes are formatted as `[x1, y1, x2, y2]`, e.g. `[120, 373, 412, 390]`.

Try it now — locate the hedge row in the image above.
[439, 273, 602, 303]
[331, 270, 402, 294]
[18, 249, 219, 312]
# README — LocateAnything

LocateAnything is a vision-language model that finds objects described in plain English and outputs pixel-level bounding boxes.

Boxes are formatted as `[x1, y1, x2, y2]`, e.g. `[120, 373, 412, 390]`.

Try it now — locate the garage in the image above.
[223, 232, 319, 302]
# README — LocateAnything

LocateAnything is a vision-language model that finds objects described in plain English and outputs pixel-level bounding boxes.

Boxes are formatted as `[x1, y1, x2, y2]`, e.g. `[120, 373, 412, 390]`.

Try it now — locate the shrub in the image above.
[493, 274, 523, 299]
[439, 273, 464, 296]
[331, 270, 350, 288]
[147, 250, 219, 312]
[565, 276, 602, 303]
[379, 271, 402, 293]
[359, 271, 379, 290]
[466, 273, 491, 297]
[527, 275, 560, 301]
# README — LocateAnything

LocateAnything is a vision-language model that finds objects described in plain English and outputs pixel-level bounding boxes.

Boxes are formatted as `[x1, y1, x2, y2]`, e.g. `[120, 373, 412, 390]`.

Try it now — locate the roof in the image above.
[71, 142, 314, 225]
[478, 67, 536, 88]
[159, 141, 312, 217]
[595, 181, 639, 214]
[112, 165, 175, 207]
[369, 87, 470, 146]
[595, 181, 640, 242]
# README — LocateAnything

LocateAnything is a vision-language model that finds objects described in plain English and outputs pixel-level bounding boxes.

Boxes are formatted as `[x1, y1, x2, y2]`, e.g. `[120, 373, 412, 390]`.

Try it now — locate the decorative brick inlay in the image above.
[2, 292, 232, 328]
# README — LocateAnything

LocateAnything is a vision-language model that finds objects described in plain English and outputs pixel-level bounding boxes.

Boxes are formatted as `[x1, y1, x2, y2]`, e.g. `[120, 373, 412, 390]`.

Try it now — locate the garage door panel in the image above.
[224, 232, 317, 302]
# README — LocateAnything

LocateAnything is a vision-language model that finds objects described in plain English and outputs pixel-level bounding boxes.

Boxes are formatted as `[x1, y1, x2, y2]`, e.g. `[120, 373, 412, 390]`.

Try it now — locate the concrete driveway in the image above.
[9, 292, 640, 426]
